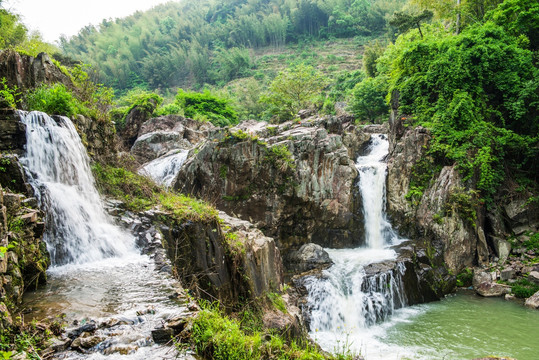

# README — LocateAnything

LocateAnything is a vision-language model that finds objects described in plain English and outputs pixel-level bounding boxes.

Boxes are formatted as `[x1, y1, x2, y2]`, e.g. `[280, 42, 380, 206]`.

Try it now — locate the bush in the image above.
[0, 78, 20, 108]
[174, 89, 238, 127]
[511, 279, 539, 298]
[349, 76, 388, 123]
[260, 63, 329, 122]
[26, 83, 84, 118]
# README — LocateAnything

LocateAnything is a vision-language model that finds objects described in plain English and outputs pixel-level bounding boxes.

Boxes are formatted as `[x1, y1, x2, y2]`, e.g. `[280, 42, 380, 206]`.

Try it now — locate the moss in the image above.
[159, 193, 218, 222]
[92, 163, 218, 222]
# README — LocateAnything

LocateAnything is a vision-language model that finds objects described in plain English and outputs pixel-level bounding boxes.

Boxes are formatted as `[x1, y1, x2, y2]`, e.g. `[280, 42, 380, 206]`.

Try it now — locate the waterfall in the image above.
[20, 111, 136, 266]
[356, 134, 395, 248]
[138, 150, 189, 187]
[304, 134, 406, 354]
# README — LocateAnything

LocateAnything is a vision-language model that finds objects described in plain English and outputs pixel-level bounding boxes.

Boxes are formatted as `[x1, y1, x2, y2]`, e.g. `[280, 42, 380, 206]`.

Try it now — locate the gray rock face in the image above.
[0, 50, 73, 95]
[218, 211, 284, 297]
[0, 110, 26, 153]
[131, 115, 214, 163]
[504, 198, 539, 235]
[386, 114, 485, 273]
[524, 290, 539, 309]
[528, 271, 539, 285]
[287, 243, 333, 273]
[174, 117, 371, 257]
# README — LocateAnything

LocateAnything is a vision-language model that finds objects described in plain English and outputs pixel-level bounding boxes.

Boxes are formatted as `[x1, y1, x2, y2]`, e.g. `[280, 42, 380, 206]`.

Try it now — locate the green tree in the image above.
[260, 63, 329, 122]
[350, 76, 389, 123]
[389, 9, 434, 38]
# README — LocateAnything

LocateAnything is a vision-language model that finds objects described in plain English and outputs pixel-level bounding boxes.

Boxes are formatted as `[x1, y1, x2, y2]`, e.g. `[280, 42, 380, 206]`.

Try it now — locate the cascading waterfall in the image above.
[305, 134, 406, 355]
[356, 134, 397, 248]
[20, 111, 136, 265]
[138, 149, 189, 187]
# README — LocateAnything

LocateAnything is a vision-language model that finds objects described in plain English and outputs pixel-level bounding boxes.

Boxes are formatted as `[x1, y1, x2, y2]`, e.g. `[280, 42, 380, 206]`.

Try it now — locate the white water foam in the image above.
[20, 111, 136, 266]
[305, 134, 409, 357]
[138, 149, 189, 187]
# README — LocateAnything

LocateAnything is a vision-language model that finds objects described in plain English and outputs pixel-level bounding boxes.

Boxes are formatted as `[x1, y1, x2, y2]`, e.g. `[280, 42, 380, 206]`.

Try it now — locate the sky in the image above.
[4, 0, 175, 43]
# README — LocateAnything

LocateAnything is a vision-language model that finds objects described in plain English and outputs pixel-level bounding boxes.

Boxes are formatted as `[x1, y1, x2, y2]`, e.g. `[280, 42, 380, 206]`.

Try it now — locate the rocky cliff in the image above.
[106, 201, 284, 306]
[386, 93, 539, 277]
[173, 117, 371, 261]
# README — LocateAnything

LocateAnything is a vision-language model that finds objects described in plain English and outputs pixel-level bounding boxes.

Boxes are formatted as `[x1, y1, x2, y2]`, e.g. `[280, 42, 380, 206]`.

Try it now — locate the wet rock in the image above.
[528, 271, 539, 285]
[67, 321, 97, 339]
[476, 282, 511, 297]
[524, 291, 539, 309]
[49, 337, 71, 352]
[77, 335, 104, 349]
[287, 243, 333, 273]
[151, 326, 174, 344]
[473, 357, 517, 360]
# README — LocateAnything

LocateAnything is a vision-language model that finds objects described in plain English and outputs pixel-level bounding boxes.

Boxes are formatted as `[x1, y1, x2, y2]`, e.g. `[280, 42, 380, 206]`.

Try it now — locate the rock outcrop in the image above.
[108, 202, 284, 305]
[0, 50, 74, 100]
[130, 115, 215, 164]
[0, 170, 50, 331]
[173, 117, 371, 260]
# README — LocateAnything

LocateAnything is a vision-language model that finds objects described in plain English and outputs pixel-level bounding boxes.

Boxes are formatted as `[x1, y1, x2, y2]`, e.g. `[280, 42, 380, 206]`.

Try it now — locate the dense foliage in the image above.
[365, 0, 539, 203]
[60, 0, 406, 91]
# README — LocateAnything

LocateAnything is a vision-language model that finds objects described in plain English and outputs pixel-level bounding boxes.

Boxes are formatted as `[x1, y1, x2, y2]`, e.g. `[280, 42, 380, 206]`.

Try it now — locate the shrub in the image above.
[174, 89, 238, 127]
[0, 78, 20, 108]
[349, 76, 389, 123]
[26, 83, 84, 118]
[260, 63, 329, 122]
[511, 279, 539, 298]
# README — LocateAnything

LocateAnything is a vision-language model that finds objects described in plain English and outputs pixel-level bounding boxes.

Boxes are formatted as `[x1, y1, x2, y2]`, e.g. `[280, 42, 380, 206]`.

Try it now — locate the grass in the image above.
[92, 162, 218, 222]
[185, 301, 356, 360]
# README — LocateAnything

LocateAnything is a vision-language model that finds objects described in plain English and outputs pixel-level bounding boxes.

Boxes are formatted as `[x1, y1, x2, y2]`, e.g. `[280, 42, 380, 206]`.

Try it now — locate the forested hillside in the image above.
[60, 0, 406, 91]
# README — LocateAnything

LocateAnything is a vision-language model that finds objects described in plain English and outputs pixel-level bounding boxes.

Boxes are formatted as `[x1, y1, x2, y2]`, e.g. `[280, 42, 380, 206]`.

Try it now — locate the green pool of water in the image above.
[381, 290, 539, 360]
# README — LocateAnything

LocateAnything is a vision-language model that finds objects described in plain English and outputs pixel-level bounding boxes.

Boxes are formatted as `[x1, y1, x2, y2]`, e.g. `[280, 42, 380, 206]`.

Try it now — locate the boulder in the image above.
[500, 268, 515, 281]
[287, 243, 333, 273]
[473, 270, 495, 288]
[476, 282, 511, 297]
[491, 236, 511, 263]
[527, 271, 539, 285]
[524, 290, 539, 309]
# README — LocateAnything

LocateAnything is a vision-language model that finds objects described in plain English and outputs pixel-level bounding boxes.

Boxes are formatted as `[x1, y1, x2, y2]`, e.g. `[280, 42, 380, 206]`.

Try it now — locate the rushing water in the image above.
[138, 150, 189, 187]
[305, 134, 405, 350]
[20, 111, 136, 265]
[305, 134, 539, 359]
[19, 111, 191, 359]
